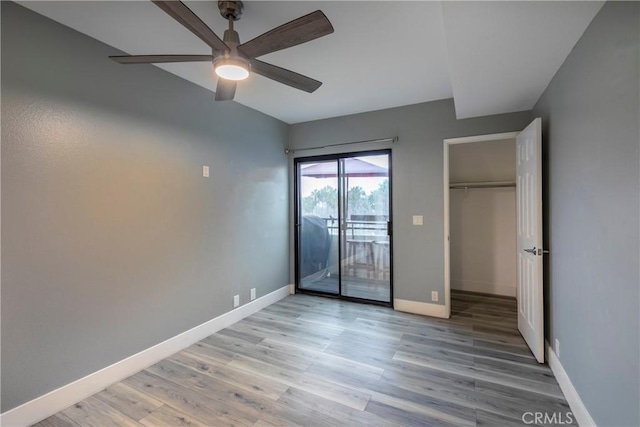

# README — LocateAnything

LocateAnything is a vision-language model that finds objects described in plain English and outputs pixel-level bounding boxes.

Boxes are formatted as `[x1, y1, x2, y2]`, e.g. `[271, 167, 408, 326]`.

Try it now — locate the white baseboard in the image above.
[289, 283, 295, 294]
[546, 341, 596, 427]
[394, 298, 447, 318]
[0, 285, 291, 427]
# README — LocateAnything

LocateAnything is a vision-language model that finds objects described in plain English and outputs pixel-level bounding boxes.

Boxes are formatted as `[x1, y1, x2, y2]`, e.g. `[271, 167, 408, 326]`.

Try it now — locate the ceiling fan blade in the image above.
[215, 79, 237, 101]
[110, 54, 213, 64]
[152, 1, 228, 53]
[250, 59, 322, 93]
[239, 10, 333, 59]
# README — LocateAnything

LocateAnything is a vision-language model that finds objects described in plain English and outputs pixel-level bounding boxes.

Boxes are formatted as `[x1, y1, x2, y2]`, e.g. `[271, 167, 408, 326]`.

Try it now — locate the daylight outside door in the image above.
[516, 118, 544, 363]
[296, 151, 392, 304]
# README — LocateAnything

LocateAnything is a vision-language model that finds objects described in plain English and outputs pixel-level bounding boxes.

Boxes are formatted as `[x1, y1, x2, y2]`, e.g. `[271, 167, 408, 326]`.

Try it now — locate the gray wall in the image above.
[289, 100, 531, 304]
[532, 2, 639, 426]
[1, 2, 289, 412]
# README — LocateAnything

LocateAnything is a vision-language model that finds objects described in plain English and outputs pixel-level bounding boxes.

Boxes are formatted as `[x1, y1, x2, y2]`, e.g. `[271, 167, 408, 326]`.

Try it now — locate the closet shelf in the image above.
[449, 180, 516, 189]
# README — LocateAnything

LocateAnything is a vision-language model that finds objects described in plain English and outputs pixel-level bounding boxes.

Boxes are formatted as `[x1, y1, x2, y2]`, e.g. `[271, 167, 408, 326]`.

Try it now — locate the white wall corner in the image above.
[0, 284, 291, 427]
[545, 341, 597, 427]
[394, 298, 448, 318]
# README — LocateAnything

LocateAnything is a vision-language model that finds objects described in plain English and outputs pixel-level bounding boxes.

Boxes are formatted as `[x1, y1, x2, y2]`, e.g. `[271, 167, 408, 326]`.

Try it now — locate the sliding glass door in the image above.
[295, 150, 392, 305]
[297, 159, 340, 294]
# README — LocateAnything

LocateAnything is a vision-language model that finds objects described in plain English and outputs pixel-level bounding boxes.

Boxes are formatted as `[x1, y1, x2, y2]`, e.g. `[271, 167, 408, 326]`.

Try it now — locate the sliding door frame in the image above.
[294, 149, 393, 307]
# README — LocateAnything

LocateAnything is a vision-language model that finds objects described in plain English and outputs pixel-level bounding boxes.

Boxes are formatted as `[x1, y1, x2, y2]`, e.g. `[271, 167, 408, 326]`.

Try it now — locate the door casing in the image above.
[443, 132, 520, 319]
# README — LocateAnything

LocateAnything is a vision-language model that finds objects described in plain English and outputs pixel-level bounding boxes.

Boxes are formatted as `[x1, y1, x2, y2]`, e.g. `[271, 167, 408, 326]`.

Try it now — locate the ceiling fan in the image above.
[109, 1, 334, 101]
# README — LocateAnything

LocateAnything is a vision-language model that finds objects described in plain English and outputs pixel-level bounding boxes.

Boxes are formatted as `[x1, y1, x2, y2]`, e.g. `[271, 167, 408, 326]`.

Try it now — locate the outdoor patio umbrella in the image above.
[301, 157, 389, 224]
[301, 157, 388, 178]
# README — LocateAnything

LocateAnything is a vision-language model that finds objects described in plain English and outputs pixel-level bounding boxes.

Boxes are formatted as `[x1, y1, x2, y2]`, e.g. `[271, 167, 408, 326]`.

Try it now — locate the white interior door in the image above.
[516, 118, 544, 363]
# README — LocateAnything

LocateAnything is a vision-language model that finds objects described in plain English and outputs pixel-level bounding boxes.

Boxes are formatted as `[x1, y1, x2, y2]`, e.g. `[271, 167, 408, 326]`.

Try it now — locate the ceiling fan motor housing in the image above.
[214, 26, 249, 71]
[218, 1, 243, 21]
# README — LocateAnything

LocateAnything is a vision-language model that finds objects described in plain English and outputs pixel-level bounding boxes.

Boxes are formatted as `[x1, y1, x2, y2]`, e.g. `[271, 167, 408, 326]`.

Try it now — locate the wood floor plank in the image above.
[226, 319, 333, 352]
[323, 341, 397, 370]
[31, 291, 575, 427]
[217, 325, 267, 344]
[93, 382, 164, 421]
[60, 396, 142, 427]
[475, 409, 537, 427]
[228, 353, 305, 383]
[32, 413, 81, 427]
[365, 399, 463, 427]
[382, 358, 476, 392]
[292, 372, 372, 411]
[358, 372, 477, 426]
[249, 311, 344, 337]
[168, 350, 290, 401]
[146, 358, 278, 420]
[228, 353, 373, 411]
[475, 379, 573, 415]
[305, 357, 384, 384]
[123, 370, 253, 426]
[139, 404, 208, 427]
[182, 341, 236, 365]
[368, 392, 475, 427]
[474, 356, 556, 382]
[393, 350, 564, 399]
[203, 333, 314, 370]
[276, 386, 383, 426]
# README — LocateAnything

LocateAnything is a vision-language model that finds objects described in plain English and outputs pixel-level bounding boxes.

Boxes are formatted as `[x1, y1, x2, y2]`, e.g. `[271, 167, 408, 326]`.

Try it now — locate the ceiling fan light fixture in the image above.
[214, 58, 249, 81]
[114, 1, 334, 101]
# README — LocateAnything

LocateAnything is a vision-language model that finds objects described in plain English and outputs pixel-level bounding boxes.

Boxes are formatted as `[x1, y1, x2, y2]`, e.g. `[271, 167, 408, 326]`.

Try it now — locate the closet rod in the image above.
[449, 180, 516, 189]
[284, 136, 397, 154]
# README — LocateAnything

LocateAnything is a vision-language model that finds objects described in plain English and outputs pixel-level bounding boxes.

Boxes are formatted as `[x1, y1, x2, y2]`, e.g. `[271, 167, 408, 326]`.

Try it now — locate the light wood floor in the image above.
[34, 292, 573, 426]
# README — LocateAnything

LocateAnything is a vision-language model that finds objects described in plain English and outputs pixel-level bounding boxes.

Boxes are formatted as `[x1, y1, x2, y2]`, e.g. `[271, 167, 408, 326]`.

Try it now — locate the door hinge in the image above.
[387, 221, 392, 236]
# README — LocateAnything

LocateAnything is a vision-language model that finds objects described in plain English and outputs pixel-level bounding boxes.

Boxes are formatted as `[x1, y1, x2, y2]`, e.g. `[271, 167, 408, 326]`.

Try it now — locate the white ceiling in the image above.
[19, 1, 603, 124]
[442, 1, 604, 119]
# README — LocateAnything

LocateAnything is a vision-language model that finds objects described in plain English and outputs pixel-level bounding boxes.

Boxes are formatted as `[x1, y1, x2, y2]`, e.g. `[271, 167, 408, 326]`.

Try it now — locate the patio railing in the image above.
[321, 217, 389, 241]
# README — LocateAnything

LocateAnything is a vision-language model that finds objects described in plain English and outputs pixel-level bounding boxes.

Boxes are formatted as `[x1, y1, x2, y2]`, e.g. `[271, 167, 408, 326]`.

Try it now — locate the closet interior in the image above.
[449, 138, 517, 308]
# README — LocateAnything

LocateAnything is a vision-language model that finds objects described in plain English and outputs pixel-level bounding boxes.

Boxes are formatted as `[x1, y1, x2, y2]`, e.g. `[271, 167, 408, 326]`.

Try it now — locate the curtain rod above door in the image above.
[285, 136, 398, 154]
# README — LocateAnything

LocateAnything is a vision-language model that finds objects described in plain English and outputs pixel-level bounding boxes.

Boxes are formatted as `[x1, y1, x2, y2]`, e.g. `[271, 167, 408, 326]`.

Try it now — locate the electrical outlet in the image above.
[203, 165, 210, 177]
[233, 295, 239, 308]
[431, 291, 439, 302]
[555, 338, 560, 358]
[250, 288, 256, 301]
[413, 215, 423, 226]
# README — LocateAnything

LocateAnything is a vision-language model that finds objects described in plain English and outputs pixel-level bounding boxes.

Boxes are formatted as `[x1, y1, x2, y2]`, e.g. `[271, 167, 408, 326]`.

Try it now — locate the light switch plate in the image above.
[203, 165, 210, 177]
[413, 215, 423, 226]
